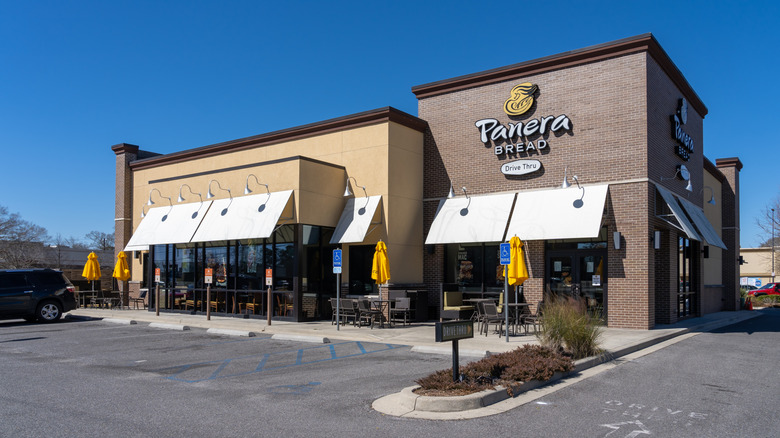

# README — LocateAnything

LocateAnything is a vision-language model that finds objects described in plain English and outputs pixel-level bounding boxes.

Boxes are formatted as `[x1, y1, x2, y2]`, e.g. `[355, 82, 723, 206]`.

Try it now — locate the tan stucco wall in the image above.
[701, 169, 723, 285]
[740, 247, 776, 283]
[125, 120, 424, 285]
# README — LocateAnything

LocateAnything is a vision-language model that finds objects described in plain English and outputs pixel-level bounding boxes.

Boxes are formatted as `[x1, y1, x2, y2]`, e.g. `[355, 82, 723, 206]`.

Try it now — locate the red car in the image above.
[748, 283, 780, 297]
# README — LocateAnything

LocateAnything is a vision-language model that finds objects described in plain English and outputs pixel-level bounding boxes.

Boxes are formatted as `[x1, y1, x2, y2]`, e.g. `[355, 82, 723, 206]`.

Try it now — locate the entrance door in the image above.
[547, 251, 606, 319]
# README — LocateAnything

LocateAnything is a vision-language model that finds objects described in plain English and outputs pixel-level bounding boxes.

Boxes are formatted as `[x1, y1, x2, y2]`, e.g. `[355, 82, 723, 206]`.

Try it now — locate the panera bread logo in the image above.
[504, 82, 538, 116]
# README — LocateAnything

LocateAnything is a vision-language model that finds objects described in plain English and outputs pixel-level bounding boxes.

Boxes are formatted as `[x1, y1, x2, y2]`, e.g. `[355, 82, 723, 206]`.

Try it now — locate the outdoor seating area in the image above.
[439, 282, 545, 338]
[329, 295, 418, 329]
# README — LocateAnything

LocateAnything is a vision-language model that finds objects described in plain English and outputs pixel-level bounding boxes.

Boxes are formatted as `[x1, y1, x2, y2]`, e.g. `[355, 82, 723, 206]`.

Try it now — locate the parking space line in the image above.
[158, 341, 407, 383]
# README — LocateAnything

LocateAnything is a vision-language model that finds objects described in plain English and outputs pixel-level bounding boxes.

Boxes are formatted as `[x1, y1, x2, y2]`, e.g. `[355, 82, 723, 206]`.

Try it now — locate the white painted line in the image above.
[149, 322, 190, 331]
[101, 318, 137, 325]
[272, 334, 330, 344]
[207, 328, 255, 337]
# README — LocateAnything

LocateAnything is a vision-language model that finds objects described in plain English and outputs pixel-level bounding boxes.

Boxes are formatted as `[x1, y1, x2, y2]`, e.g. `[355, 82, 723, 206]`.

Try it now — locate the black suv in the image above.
[0, 269, 77, 322]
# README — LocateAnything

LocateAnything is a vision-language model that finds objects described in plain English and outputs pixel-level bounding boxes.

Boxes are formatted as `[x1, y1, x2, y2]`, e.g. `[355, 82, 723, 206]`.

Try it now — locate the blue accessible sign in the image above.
[333, 249, 342, 274]
[500, 243, 511, 265]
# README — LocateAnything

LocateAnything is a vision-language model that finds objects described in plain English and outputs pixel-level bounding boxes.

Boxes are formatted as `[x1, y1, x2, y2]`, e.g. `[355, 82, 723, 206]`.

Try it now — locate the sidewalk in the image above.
[66, 307, 758, 358]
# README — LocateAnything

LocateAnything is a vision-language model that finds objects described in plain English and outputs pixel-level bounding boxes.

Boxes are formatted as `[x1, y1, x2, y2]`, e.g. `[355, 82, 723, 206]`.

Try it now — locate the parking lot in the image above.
[0, 317, 459, 437]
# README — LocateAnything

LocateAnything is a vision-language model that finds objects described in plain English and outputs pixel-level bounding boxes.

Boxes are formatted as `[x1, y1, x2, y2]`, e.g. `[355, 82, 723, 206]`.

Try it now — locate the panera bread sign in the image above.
[475, 82, 572, 176]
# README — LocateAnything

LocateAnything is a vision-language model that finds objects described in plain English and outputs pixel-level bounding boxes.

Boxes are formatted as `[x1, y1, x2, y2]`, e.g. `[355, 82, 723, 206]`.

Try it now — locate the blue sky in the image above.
[0, 0, 777, 247]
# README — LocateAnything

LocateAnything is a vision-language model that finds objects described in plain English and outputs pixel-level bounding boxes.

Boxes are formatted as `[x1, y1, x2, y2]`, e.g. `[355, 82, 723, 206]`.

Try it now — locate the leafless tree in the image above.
[85, 230, 114, 251]
[0, 205, 49, 269]
[756, 196, 780, 277]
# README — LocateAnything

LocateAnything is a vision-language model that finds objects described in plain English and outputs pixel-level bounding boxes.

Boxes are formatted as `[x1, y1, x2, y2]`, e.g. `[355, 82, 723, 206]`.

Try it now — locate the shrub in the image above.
[414, 345, 573, 396]
[536, 298, 604, 359]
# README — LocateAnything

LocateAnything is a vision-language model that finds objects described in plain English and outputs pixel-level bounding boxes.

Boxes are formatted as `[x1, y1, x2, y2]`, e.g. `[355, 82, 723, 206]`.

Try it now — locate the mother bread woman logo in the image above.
[504, 82, 538, 116]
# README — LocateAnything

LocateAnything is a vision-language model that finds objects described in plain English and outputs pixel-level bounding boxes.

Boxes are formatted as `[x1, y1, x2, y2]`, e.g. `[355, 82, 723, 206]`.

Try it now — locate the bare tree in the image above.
[0, 205, 49, 269]
[85, 230, 114, 251]
[756, 196, 780, 278]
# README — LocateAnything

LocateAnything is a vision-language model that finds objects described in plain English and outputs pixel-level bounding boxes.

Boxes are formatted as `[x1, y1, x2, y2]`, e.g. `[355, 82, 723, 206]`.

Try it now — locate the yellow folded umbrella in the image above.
[507, 236, 528, 286]
[82, 252, 101, 281]
[371, 241, 390, 285]
[112, 251, 131, 282]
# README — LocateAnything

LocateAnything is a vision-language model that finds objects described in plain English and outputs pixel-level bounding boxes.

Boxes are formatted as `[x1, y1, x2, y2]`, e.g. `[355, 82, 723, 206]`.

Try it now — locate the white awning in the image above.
[330, 196, 382, 244]
[506, 185, 609, 241]
[190, 190, 294, 243]
[425, 193, 516, 244]
[123, 201, 212, 251]
[677, 196, 727, 250]
[656, 185, 702, 242]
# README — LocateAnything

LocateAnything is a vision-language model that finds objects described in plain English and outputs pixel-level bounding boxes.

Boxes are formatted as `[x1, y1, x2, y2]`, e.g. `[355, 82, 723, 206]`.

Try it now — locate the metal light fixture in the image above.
[244, 174, 270, 195]
[700, 186, 716, 205]
[142, 188, 172, 218]
[561, 167, 571, 189]
[460, 186, 470, 200]
[177, 184, 203, 203]
[447, 181, 456, 199]
[207, 180, 232, 200]
[343, 176, 367, 198]
[661, 164, 693, 192]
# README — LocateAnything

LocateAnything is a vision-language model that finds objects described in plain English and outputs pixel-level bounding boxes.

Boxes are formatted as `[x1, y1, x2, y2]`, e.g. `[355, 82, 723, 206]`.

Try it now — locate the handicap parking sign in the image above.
[333, 249, 342, 269]
[500, 243, 511, 265]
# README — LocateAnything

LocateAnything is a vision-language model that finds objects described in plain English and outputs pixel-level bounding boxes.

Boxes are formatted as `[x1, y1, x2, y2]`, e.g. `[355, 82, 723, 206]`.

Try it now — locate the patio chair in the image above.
[522, 301, 544, 334]
[390, 297, 411, 326]
[130, 289, 147, 310]
[357, 299, 381, 329]
[481, 302, 508, 337]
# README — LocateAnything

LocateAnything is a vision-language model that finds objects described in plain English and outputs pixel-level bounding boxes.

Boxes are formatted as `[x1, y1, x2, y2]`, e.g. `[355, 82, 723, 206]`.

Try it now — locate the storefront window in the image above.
[237, 240, 264, 290]
[678, 236, 698, 318]
[444, 243, 502, 292]
[274, 225, 295, 291]
[349, 245, 375, 294]
[205, 243, 228, 289]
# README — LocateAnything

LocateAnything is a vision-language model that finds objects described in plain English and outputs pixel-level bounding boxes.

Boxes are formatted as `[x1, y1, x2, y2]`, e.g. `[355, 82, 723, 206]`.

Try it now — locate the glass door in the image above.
[547, 251, 607, 320]
[579, 254, 605, 319]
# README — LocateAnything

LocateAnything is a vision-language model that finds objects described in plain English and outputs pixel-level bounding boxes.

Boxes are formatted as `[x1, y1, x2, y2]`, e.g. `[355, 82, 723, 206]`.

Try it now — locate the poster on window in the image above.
[592, 275, 601, 287]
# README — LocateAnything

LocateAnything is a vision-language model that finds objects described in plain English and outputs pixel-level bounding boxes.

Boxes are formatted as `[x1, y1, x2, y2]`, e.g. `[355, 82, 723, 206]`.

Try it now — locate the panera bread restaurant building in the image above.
[114, 34, 741, 329]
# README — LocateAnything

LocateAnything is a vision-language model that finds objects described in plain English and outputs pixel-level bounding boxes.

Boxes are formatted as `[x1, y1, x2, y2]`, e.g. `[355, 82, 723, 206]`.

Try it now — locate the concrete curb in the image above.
[149, 322, 190, 331]
[206, 328, 255, 337]
[410, 345, 489, 358]
[272, 334, 330, 344]
[101, 318, 137, 325]
[374, 311, 761, 417]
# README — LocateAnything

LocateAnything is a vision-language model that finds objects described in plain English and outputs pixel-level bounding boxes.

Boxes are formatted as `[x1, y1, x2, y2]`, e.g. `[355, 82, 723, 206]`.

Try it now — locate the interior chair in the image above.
[276, 295, 293, 316]
[244, 294, 262, 315]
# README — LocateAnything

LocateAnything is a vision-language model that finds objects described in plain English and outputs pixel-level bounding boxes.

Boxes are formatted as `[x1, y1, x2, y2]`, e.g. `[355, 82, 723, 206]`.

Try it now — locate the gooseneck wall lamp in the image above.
[141, 188, 172, 218]
[244, 174, 270, 195]
[561, 167, 572, 189]
[661, 164, 693, 192]
[177, 184, 203, 203]
[343, 176, 367, 198]
[700, 186, 716, 205]
[207, 180, 232, 200]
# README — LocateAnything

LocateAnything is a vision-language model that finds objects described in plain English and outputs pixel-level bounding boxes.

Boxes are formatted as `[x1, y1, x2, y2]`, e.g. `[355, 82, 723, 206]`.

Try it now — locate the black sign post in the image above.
[435, 320, 474, 382]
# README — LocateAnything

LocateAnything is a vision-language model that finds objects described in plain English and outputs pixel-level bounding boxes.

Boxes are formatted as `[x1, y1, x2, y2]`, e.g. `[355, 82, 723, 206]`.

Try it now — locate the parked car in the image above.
[747, 282, 780, 297]
[0, 269, 77, 322]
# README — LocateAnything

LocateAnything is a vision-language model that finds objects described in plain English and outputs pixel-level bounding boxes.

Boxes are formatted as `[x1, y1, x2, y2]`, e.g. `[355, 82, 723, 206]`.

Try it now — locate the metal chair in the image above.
[390, 297, 411, 326]
[357, 299, 381, 329]
[481, 302, 508, 337]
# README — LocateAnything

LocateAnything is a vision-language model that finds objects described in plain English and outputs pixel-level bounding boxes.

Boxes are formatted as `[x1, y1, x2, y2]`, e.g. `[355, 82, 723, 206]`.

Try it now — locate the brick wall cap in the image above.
[715, 157, 743, 171]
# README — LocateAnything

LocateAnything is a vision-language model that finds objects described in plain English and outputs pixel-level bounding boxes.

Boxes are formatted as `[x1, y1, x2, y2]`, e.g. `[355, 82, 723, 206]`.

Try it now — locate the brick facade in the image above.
[415, 34, 738, 329]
